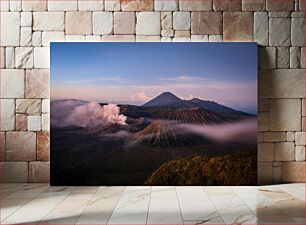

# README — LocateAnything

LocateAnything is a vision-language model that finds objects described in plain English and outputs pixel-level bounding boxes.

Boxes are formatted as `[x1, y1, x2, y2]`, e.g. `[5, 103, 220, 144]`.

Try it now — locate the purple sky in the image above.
[51, 43, 257, 114]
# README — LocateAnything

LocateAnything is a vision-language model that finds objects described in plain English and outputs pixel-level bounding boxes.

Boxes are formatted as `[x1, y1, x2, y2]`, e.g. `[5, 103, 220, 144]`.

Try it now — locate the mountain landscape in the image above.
[51, 92, 257, 186]
[142, 92, 249, 117]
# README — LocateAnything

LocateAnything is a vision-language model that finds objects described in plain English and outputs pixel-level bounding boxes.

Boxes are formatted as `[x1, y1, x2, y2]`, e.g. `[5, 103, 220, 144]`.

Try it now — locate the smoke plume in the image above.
[51, 100, 127, 129]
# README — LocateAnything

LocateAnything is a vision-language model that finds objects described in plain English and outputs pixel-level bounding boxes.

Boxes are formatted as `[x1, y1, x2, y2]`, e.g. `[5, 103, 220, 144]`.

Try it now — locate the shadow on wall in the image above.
[257, 47, 305, 185]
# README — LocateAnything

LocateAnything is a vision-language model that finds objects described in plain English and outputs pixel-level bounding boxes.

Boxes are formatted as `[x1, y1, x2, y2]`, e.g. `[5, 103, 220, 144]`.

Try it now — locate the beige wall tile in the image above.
[258, 143, 274, 161]
[155, 0, 178, 11]
[105, 0, 120, 11]
[93, 12, 113, 35]
[191, 12, 222, 35]
[6, 132, 36, 161]
[42, 32, 65, 47]
[258, 112, 269, 131]
[173, 12, 190, 31]
[21, 12, 32, 27]
[276, 47, 290, 69]
[121, 0, 154, 11]
[15, 47, 33, 68]
[242, 0, 265, 11]
[179, 0, 212, 11]
[33, 47, 50, 68]
[223, 12, 253, 42]
[136, 35, 161, 42]
[41, 113, 49, 131]
[295, 146, 305, 161]
[29, 161, 50, 182]
[0, 162, 28, 182]
[66, 12, 92, 35]
[295, 132, 305, 146]
[161, 12, 172, 29]
[269, 18, 291, 46]
[78, 0, 104, 11]
[275, 142, 295, 161]
[213, 0, 242, 11]
[270, 99, 301, 131]
[1, 12, 20, 46]
[0, 99, 15, 131]
[0, 69, 24, 98]
[254, 12, 268, 46]
[101, 35, 135, 42]
[258, 162, 273, 185]
[136, 12, 160, 35]
[114, 12, 136, 35]
[20, 27, 32, 47]
[48, 0, 78, 11]
[16, 99, 41, 115]
[37, 131, 50, 161]
[282, 162, 305, 182]
[0, 132, 5, 161]
[259, 69, 304, 98]
[25, 69, 50, 98]
[0, 48, 5, 69]
[16, 114, 27, 131]
[33, 12, 65, 31]
[266, 0, 294, 11]
[264, 132, 286, 142]
[22, 0, 47, 11]
[27, 115, 41, 131]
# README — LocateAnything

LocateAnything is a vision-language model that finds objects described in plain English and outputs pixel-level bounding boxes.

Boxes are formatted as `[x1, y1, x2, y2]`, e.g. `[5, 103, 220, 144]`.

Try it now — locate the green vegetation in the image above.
[144, 148, 257, 186]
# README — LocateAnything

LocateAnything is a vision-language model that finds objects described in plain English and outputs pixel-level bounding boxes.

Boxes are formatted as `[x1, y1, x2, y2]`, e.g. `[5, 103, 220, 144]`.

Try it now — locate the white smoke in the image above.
[51, 100, 127, 129]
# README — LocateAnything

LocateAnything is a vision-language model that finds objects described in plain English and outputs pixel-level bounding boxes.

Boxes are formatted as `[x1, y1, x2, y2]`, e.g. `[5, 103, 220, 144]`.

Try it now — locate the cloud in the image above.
[181, 94, 194, 100]
[157, 76, 207, 82]
[63, 77, 127, 85]
[51, 80, 257, 113]
[131, 91, 150, 102]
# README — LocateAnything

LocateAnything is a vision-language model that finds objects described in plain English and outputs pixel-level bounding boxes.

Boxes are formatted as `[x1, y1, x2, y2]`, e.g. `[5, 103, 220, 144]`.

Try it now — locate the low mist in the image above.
[177, 118, 257, 144]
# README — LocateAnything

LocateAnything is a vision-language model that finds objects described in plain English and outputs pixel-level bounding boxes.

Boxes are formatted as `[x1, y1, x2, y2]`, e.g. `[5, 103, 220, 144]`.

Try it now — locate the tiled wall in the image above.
[0, 0, 305, 184]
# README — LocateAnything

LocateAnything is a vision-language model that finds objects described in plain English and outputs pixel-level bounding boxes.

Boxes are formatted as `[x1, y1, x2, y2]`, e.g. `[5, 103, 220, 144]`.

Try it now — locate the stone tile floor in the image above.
[0, 183, 305, 224]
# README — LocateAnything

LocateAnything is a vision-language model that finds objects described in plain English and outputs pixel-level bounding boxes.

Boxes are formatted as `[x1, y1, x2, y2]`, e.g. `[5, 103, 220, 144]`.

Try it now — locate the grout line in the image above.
[105, 186, 126, 225]
[202, 186, 226, 225]
[145, 186, 152, 225]
[75, 186, 100, 224]
[174, 186, 184, 224]
[1, 183, 50, 223]
[37, 185, 75, 223]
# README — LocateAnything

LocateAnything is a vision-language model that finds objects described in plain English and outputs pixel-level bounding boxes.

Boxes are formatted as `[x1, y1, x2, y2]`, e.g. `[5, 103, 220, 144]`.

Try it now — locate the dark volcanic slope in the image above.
[134, 120, 179, 146]
[133, 120, 209, 147]
[159, 107, 228, 124]
[187, 98, 247, 116]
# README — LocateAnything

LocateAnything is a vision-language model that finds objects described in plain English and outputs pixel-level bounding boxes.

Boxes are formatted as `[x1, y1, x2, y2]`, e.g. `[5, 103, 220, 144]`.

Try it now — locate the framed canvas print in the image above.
[50, 43, 257, 186]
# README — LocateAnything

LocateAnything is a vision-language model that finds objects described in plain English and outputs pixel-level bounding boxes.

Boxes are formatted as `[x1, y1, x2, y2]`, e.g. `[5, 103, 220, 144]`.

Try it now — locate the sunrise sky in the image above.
[51, 43, 257, 114]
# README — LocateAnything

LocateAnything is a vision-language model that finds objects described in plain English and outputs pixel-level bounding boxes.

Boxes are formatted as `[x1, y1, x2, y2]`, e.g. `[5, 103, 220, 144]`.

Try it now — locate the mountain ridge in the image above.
[142, 92, 249, 116]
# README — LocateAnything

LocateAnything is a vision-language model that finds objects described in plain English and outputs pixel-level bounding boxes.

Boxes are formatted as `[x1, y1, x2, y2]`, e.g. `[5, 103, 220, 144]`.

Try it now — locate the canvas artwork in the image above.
[50, 43, 257, 186]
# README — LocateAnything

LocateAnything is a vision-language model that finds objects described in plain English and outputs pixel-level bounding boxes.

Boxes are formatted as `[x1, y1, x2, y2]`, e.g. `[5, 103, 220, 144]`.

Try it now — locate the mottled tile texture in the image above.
[0, 0, 305, 184]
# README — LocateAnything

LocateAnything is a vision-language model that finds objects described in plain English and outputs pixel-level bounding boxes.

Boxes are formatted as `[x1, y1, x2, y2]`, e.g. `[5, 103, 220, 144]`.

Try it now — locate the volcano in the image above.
[133, 120, 208, 147]
[142, 92, 250, 117]
[142, 92, 190, 107]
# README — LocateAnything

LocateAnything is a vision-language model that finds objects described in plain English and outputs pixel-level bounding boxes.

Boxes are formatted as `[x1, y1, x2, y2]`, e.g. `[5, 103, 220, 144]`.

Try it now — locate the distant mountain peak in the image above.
[142, 92, 181, 107]
[160, 91, 180, 98]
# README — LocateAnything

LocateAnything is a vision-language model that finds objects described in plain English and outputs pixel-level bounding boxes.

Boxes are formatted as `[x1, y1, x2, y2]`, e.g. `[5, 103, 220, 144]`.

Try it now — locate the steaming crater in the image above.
[51, 100, 127, 129]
